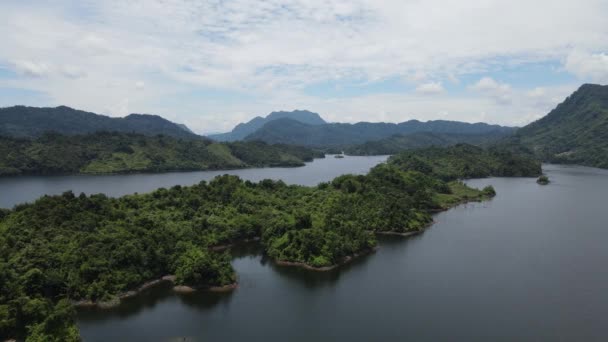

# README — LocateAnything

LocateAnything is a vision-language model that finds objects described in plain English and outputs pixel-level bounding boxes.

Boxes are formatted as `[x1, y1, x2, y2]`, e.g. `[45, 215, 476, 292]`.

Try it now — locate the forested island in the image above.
[0, 144, 540, 341]
[0, 132, 324, 176]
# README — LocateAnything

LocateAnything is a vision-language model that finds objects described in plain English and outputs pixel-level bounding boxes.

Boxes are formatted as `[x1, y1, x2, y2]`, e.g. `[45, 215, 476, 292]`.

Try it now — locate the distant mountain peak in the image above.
[266, 110, 326, 124]
[209, 109, 327, 142]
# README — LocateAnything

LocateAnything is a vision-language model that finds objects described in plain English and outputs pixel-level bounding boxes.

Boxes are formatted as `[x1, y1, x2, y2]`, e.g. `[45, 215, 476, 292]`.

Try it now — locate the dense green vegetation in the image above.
[345, 131, 513, 155]
[244, 117, 515, 147]
[0, 132, 324, 176]
[387, 144, 542, 181]
[508, 84, 608, 169]
[0, 105, 198, 139]
[0, 143, 543, 340]
[210, 110, 326, 141]
[537, 175, 550, 185]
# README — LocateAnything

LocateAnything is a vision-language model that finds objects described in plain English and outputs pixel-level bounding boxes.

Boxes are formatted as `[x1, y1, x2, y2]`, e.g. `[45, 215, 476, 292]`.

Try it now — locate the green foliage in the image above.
[508, 84, 608, 169]
[345, 131, 513, 155]
[388, 144, 542, 181]
[0, 132, 324, 175]
[174, 246, 235, 287]
[0, 145, 503, 340]
[482, 185, 497, 197]
[537, 175, 550, 185]
[25, 300, 79, 342]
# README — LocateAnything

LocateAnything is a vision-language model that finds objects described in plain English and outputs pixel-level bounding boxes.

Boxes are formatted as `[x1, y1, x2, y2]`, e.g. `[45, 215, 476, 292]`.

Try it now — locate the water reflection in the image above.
[77, 164, 608, 341]
[175, 289, 234, 312]
[78, 282, 176, 322]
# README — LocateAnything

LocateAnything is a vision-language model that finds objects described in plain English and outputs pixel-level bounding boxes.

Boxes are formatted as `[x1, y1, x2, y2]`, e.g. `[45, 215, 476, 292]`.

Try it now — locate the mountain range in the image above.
[209, 110, 326, 141]
[0, 105, 198, 139]
[344, 131, 513, 155]
[243, 117, 515, 147]
[2, 83, 607, 169]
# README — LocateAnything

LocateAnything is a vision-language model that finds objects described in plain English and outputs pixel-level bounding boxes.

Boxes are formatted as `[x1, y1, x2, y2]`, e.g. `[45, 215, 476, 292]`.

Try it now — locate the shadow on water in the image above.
[77, 279, 237, 322]
[76, 221, 444, 323]
[77, 282, 176, 322]
[229, 239, 376, 290]
[377, 230, 428, 243]
[175, 288, 235, 312]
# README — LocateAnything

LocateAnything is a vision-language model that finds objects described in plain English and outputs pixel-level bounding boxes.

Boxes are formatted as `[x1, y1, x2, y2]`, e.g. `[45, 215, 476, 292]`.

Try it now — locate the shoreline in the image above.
[375, 230, 422, 237]
[73, 188, 493, 310]
[73, 275, 237, 309]
[0, 155, 327, 178]
[274, 247, 378, 272]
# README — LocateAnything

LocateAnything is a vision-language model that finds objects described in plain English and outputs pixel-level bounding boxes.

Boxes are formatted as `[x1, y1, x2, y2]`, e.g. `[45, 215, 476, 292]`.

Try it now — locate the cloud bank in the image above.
[0, 0, 607, 133]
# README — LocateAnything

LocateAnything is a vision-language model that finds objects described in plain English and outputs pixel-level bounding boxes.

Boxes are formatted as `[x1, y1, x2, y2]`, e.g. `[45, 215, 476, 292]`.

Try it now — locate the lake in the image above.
[75, 163, 608, 341]
[0, 155, 388, 208]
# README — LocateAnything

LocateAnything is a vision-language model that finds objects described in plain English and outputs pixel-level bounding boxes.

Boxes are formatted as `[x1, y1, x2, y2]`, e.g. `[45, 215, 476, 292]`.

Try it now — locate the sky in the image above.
[0, 0, 607, 134]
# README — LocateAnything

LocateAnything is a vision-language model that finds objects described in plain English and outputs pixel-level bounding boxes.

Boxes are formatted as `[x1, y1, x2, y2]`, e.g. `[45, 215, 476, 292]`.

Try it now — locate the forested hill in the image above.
[388, 144, 542, 181]
[209, 110, 326, 142]
[508, 84, 608, 168]
[0, 132, 323, 176]
[244, 117, 515, 147]
[0, 105, 199, 139]
[344, 131, 513, 155]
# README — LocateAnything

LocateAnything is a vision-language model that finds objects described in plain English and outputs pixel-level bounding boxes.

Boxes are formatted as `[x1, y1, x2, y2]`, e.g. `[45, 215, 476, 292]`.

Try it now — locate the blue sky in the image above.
[1, 0, 607, 133]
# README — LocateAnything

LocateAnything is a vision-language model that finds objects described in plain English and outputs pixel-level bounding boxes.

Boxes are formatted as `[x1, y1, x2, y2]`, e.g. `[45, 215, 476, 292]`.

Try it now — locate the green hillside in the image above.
[345, 131, 512, 155]
[0, 105, 198, 139]
[0, 132, 324, 176]
[388, 144, 542, 181]
[513, 84, 608, 168]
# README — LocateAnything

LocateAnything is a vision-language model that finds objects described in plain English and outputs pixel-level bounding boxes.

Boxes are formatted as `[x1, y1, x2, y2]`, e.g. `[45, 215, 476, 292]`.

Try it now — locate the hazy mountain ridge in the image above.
[345, 131, 513, 155]
[0, 105, 199, 139]
[209, 110, 326, 141]
[245, 117, 516, 147]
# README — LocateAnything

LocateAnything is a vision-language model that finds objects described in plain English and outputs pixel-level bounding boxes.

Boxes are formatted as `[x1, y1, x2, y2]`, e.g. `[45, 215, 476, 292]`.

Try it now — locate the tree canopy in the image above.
[0, 144, 540, 340]
[0, 132, 324, 176]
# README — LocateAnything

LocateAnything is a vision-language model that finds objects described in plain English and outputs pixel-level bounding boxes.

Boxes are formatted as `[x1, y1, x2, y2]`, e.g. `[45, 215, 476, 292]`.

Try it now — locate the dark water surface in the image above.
[76, 164, 608, 341]
[0, 155, 388, 208]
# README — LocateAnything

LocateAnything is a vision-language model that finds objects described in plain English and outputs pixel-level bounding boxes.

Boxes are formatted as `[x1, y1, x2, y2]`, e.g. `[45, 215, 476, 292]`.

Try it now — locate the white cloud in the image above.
[11, 60, 51, 77]
[565, 50, 608, 83]
[526, 87, 546, 98]
[135, 81, 145, 90]
[61, 65, 86, 79]
[406, 71, 428, 83]
[416, 82, 444, 95]
[470, 77, 512, 104]
[0, 0, 606, 129]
